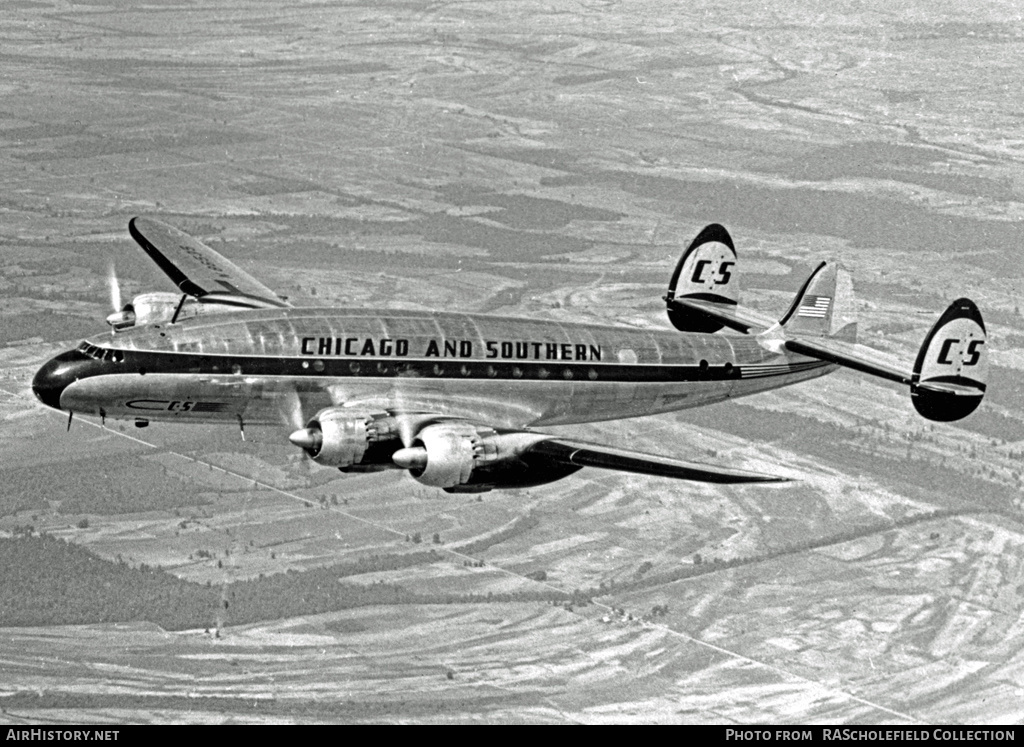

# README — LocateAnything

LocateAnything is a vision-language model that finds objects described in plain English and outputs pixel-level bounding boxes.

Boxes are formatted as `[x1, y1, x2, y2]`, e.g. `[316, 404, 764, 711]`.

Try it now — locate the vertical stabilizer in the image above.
[911, 298, 987, 421]
[778, 261, 855, 340]
[666, 224, 739, 333]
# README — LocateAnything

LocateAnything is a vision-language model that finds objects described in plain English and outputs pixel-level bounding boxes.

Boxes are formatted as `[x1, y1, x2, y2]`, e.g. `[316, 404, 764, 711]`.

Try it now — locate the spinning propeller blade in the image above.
[107, 260, 122, 312]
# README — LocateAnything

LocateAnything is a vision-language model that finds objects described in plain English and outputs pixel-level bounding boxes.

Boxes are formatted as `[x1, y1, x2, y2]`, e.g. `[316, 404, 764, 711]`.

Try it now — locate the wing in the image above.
[525, 438, 789, 484]
[291, 399, 790, 487]
[128, 216, 289, 307]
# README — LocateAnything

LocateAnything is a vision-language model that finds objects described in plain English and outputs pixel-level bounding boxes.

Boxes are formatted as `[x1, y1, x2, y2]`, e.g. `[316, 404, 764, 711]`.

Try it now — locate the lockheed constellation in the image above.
[32, 218, 987, 492]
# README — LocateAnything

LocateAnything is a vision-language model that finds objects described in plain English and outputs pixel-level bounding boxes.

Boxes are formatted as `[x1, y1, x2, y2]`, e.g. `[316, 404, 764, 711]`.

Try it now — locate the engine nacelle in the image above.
[106, 291, 283, 332]
[393, 425, 553, 490]
[405, 423, 480, 488]
[106, 292, 200, 331]
[289, 409, 401, 469]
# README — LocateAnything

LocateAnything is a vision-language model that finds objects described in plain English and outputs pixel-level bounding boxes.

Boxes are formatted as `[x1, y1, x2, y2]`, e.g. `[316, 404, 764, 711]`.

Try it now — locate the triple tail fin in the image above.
[665, 224, 739, 333]
[665, 224, 779, 334]
[910, 298, 987, 421]
[777, 261, 856, 342]
[664, 223, 987, 422]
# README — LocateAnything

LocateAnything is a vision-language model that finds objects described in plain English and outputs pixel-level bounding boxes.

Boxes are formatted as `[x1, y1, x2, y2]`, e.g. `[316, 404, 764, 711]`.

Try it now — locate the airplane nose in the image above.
[32, 349, 92, 411]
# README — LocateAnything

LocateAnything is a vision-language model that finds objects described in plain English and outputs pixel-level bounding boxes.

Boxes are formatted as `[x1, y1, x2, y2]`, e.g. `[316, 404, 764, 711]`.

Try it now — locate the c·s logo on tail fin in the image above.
[937, 338, 984, 366]
[912, 298, 987, 422]
[690, 259, 734, 286]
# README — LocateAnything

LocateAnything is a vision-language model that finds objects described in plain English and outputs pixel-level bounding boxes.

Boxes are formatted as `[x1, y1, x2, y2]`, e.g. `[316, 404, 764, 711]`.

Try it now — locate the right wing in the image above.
[293, 401, 790, 487]
[128, 216, 290, 307]
[526, 438, 789, 484]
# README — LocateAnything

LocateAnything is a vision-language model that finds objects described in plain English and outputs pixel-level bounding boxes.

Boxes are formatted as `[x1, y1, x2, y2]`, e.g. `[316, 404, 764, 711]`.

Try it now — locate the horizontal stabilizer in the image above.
[528, 439, 789, 484]
[784, 337, 910, 386]
[670, 296, 774, 335]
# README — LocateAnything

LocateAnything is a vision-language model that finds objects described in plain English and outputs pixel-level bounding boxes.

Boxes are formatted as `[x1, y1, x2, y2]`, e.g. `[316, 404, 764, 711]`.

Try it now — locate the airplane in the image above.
[32, 218, 988, 493]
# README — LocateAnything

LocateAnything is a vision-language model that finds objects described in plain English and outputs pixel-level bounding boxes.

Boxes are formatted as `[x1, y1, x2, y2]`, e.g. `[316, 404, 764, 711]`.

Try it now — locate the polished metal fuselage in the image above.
[56, 307, 834, 429]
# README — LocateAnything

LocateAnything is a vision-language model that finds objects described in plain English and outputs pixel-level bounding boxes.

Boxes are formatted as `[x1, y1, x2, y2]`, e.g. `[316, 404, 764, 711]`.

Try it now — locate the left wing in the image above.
[128, 216, 290, 307]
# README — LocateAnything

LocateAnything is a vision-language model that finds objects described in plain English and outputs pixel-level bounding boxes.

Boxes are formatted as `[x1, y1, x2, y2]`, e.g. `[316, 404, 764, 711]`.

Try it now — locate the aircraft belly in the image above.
[531, 378, 736, 426]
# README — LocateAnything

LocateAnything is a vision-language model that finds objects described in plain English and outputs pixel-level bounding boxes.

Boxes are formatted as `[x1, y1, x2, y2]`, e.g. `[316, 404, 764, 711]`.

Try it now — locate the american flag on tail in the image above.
[797, 295, 831, 318]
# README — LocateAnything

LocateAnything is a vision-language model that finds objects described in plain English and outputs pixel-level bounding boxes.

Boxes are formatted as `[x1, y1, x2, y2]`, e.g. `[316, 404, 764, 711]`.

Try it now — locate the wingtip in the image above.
[127, 215, 146, 242]
[723, 472, 793, 485]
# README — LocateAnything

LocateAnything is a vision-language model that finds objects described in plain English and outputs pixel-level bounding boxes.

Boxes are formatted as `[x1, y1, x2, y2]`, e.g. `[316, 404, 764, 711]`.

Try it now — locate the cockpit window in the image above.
[76, 342, 123, 363]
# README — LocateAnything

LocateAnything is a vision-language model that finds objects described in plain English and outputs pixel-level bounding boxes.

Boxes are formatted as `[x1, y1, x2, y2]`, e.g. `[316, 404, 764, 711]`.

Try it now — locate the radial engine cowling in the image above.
[392, 423, 554, 491]
[289, 409, 401, 470]
[397, 422, 479, 488]
[107, 292, 180, 330]
[106, 291, 280, 331]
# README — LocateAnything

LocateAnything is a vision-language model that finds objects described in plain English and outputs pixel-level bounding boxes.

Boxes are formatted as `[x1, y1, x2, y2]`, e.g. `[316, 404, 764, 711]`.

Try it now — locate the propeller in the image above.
[282, 386, 318, 452]
[104, 260, 136, 331]
[107, 260, 122, 313]
[389, 369, 429, 469]
[283, 372, 436, 471]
